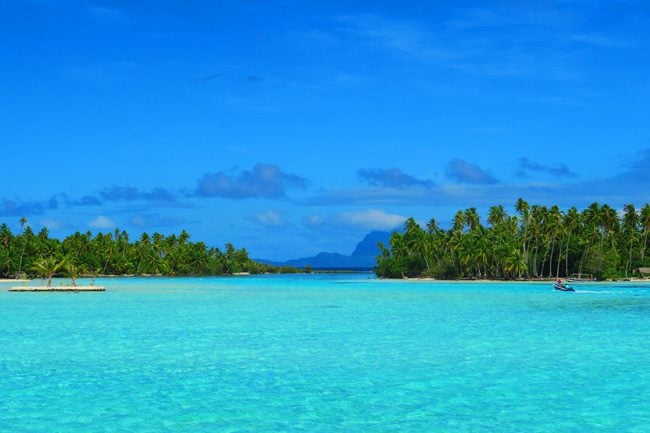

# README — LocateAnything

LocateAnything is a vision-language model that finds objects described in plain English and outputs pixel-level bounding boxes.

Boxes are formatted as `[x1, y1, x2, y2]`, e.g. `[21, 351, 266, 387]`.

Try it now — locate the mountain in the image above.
[350, 230, 392, 258]
[260, 231, 391, 269]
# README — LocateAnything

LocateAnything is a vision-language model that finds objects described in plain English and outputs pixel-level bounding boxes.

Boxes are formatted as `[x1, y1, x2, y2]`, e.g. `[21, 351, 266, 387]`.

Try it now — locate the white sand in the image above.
[9, 286, 105, 292]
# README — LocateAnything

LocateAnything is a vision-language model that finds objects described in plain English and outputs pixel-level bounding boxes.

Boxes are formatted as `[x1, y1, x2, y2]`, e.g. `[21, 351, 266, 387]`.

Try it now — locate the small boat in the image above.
[567, 273, 596, 282]
[554, 283, 575, 292]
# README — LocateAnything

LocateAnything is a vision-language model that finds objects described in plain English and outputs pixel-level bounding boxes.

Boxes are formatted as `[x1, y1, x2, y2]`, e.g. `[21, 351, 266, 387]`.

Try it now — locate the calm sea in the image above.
[2, 274, 649, 432]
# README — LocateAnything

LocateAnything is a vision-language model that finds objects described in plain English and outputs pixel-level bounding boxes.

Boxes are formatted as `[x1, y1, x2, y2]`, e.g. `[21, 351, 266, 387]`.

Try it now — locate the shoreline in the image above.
[4, 275, 649, 285]
[9, 286, 105, 292]
[377, 277, 650, 284]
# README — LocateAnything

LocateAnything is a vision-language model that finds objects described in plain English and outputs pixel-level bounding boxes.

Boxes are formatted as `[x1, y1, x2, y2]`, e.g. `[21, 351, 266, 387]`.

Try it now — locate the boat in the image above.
[567, 273, 596, 282]
[554, 282, 575, 292]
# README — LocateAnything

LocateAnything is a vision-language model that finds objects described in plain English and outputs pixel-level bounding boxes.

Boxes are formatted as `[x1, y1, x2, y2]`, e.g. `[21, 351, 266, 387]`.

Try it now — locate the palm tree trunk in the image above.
[578, 245, 589, 275]
[17, 239, 26, 278]
[565, 235, 571, 277]
[555, 238, 563, 278]
[540, 241, 551, 278]
[626, 240, 633, 278]
[547, 239, 556, 278]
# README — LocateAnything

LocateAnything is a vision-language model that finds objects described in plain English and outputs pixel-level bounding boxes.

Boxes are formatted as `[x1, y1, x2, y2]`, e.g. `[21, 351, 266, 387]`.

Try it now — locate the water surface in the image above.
[2, 275, 649, 432]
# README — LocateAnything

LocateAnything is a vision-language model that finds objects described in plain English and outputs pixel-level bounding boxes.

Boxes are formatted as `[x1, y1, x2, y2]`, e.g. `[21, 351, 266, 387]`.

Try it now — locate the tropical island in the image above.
[0, 217, 299, 283]
[376, 200, 650, 280]
[3, 199, 650, 284]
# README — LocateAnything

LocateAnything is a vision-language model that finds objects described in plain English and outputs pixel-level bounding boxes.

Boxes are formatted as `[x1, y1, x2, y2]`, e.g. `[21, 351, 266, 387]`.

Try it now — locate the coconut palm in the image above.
[31, 257, 64, 286]
[639, 204, 650, 264]
[63, 258, 84, 287]
[375, 200, 650, 280]
[16, 216, 28, 278]
[622, 204, 639, 277]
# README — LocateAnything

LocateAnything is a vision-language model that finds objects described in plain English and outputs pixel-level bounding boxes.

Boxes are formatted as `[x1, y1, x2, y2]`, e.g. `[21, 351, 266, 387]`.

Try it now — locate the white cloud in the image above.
[255, 210, 283, 226]
[302, 214, 324, 227]
[336, 209, 406, 230]
[89, 215, 116, 230]
[132, 215, 147, 228]
[40, 218, 63, 230]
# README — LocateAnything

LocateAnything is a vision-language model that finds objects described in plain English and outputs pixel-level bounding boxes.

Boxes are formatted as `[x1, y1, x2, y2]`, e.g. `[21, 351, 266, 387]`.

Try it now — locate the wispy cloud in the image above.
[40, 217, 65, 230]
[100, 186, 177, 203]
[306, 149, 650, 209]
[358, 168, 434, 188]
[195, 163, 306, 199]
[337, 209, 406, 230]
[609, 148, 650, 185]
[570, 33, 637, 48]
[88, 215, 116, 230]
[58, 194, 102, 207]
[328, 8, 626, 81]
[0, 198, 57, 217]
[446, 159, 498, 185]
[303, 209, 406, 231]
[516, 157, 577, 178]
[336, 14, 452, 62]
[252, 210, 286, 228]
[76, 195, 103, 206]
[130, 214, 190, 229]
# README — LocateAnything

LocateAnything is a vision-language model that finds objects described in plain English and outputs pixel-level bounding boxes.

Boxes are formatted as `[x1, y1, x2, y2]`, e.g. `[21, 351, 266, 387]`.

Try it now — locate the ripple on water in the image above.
[1, 275, 650, 432]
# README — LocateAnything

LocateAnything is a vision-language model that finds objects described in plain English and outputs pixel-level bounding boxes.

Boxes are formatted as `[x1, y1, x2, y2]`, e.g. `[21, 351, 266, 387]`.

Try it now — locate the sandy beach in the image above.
[380, 277, 650, 284]
[8, 286, 105, 292]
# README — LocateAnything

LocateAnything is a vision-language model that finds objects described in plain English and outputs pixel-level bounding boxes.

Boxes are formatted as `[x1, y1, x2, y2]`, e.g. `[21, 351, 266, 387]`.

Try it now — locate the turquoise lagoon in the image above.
[1, 274, 649, 432]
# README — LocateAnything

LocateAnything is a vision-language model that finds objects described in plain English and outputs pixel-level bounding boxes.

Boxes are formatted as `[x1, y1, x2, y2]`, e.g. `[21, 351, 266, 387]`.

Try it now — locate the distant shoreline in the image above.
[4, 275, 648, 284]
[377, 277, 650, 284]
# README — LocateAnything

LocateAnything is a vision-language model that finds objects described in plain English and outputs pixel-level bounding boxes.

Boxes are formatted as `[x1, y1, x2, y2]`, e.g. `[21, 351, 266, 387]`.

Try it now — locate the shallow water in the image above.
[2, 274, 649, 432]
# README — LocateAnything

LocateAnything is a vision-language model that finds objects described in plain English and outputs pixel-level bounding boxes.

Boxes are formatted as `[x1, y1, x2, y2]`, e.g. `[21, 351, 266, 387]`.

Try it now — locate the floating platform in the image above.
[9, 286, 105, 292]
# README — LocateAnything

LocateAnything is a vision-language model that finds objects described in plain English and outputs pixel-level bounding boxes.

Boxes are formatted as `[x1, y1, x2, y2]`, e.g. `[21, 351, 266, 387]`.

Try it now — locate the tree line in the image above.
[376, 199, 650, 280]
[0, 217, 298, 282]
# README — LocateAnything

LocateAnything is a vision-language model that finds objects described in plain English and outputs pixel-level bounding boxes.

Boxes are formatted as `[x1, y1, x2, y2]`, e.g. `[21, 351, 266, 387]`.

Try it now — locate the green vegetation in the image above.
[376, 199, 650, 280]
[0, 220, 298, 279]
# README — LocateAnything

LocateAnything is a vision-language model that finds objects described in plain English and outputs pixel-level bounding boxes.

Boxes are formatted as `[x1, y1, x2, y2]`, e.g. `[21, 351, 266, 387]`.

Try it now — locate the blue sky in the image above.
[2, 0, 650, 260]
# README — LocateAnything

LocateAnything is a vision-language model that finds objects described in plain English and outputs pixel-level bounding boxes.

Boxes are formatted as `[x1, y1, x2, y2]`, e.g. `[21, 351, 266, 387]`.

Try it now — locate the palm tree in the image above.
[0, 223, 12, 248]
[579, 203, 602, 275]
[622, 204, 639, 278]
[529, 205, 546, 277]
[487, 205, 507, 227]
[63, 258, 84, 287]
[464, 207, 481, 231]
[515, 198, 531, 265]
[600, 204, 620, 250]
[503, 249, 527, 279]
[17, 216, 28, 278]
[545, 205, 562, 278]
[563, 207, 581, 276]
[31, 257, 64, 286]
[640, 204, 650, 264]
[452, 210, 466, 232]
[389, 232, 408, 278]
[373, 199, 650, 279]
[404, 218, 430, 274]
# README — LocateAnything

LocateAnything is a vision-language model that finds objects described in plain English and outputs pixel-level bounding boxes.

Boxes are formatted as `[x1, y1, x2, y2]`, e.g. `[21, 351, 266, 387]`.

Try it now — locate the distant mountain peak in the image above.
[257, 231, 392, 269]
[350, 231, 391, 257]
